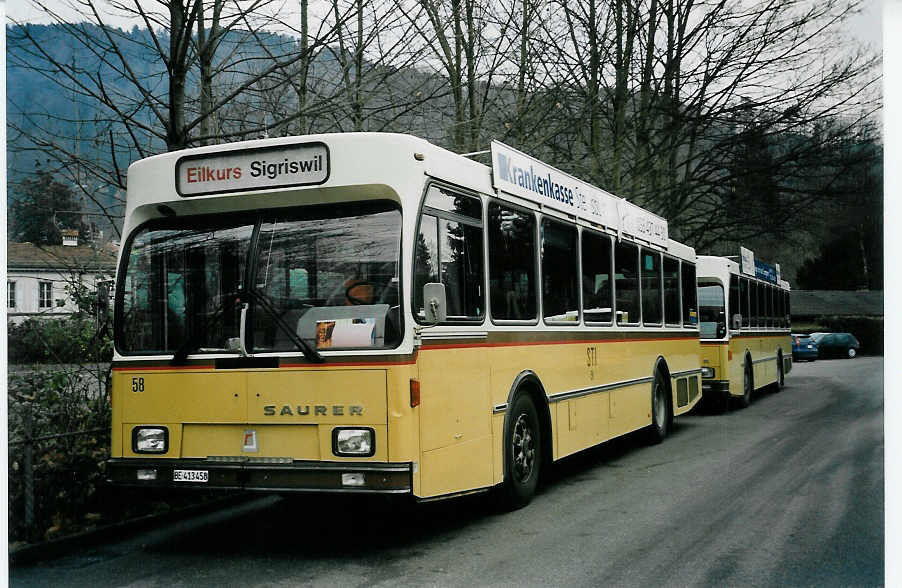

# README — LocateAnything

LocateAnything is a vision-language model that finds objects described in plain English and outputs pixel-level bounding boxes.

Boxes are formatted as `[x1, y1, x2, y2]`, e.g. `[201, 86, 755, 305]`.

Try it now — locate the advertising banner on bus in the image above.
[755, 260, 778, 284]
[490, 141, 668, 247]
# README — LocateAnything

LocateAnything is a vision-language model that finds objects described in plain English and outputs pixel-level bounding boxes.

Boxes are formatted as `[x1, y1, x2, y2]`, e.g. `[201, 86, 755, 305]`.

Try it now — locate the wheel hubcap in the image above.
[512, 414, 536, 484]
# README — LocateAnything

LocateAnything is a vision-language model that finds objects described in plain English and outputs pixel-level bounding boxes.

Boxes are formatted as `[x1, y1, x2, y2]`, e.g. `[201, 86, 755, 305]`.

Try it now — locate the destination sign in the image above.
[490, 141, 668, 247]
[176, 142, 329, 197]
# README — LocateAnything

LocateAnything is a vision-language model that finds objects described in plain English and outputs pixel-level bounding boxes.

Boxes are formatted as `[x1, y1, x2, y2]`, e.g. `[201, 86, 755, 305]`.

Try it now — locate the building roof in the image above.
[791, 290, 883, 318]
[7, 242, 118, 272]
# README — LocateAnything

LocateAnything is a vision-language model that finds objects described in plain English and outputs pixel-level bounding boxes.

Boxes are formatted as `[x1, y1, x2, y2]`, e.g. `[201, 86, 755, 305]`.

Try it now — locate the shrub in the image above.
[8, 314, 112, 365]
[8, 367, 111, 542]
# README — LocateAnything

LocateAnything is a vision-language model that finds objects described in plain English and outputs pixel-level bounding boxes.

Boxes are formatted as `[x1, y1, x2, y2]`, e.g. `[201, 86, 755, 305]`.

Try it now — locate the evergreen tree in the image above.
[9, 168, 87, 245]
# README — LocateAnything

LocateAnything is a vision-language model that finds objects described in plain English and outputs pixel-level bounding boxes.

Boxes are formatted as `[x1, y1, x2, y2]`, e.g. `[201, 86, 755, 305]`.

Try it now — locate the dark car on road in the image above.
[792, 334, 819, 361]
[809, 332, 860, 359]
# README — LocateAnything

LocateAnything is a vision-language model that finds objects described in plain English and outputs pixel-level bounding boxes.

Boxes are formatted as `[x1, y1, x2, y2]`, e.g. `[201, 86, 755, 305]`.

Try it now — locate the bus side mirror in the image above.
[423, 283, 447, 324]
[732, 314, 742, 329]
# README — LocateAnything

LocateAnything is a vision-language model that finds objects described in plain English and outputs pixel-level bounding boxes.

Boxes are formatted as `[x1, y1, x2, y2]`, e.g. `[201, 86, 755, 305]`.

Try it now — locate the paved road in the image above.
[11, 357, 884, 587]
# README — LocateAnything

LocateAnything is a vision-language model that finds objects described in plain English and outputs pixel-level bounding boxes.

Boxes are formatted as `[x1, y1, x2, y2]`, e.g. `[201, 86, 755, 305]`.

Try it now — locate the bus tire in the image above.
[646, 371, 669, 444]
[499, 394, 542, 510]
[738, 360, 753, 408]
[773, 354, 785, 392]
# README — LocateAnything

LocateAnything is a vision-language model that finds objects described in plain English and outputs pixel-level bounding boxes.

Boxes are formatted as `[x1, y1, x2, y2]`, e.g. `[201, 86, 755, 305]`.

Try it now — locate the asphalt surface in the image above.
[10, 357, 884, 587]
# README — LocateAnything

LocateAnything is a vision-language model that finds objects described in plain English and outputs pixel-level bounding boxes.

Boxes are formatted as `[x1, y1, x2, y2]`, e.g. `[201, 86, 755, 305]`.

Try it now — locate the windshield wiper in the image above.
[243, 288, 324, 364]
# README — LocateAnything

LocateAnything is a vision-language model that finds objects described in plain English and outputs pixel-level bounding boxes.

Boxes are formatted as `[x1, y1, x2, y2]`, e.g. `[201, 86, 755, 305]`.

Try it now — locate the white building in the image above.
[7, 242, 117, 325]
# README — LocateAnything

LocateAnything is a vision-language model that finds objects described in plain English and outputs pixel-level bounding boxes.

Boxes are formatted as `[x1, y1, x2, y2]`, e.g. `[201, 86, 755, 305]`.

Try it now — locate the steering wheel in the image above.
[345, 280, 380, 305]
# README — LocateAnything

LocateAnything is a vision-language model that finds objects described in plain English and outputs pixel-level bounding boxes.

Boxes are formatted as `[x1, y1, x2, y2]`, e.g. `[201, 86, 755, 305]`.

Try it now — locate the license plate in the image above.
[173, 469, 209, 483]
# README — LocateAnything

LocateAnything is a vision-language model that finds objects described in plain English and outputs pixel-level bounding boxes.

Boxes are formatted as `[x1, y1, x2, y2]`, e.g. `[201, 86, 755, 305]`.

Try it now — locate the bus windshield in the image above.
[117, 201, 402, 356]
[698, 281, 726, 339]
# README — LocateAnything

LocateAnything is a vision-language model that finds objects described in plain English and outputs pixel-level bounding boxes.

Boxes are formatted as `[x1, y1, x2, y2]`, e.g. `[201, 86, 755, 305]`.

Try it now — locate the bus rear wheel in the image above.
[773, 355, 784, 392]
[499, 394, 542, 510]
[646, 371, 669, 444]
[737, 362, 752, 408]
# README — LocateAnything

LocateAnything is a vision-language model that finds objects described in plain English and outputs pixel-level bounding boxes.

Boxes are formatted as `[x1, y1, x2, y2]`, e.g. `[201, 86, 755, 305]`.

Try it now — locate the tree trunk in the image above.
[297, 0, 310, 134]
[168, 0, 190, 150]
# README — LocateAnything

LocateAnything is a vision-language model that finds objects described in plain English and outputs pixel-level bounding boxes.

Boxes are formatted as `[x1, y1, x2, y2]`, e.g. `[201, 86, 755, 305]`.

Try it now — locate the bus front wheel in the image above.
[499, 394, 542, 510]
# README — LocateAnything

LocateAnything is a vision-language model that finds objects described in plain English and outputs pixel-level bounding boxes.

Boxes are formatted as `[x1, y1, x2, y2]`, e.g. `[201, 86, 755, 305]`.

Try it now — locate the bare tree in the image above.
[527, 0, 879, 248]
[394, 0, 516, 152]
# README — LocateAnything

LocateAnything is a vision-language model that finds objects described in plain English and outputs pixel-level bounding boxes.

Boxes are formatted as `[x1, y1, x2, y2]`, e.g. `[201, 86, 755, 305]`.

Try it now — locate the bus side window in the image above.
[785, 290, 791, 327]
[740, 278, 750, 328]
[751, 282, 759, 327]
[663, 256, 680, 326]
[414, 186, 484, 322]
[776, 287, 784, 327]
[729, 276, 740, 329]
[768, 285, 775, 328]
[681, 262, 697, 327]
[489, 203, 536, 321]
[614, 241, 639, 325]
[640, 248, 662, 325]
[541, 219, 579, 323]
[582, 231, 612, 323]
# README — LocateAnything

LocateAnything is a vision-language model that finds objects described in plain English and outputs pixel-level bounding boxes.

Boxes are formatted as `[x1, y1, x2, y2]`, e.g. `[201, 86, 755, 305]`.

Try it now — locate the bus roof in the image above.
[125, 132, 689, 256]
[698, 254, 790, 290]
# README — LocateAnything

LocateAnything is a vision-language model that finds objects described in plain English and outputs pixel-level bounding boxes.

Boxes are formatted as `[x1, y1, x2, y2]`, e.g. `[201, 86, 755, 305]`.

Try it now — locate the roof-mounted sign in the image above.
[176, 142, 329, 197]
[490, 141, 668, 247]
[740, 246, 755, 276]
[755, 259, 778, 284]
[739, 246, 780, 284]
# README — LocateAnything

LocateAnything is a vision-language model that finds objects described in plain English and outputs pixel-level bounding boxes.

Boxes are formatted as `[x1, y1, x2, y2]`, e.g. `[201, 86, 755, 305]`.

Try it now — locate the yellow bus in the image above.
[697, 251, 792, 411]
[107, 133, 703, 508]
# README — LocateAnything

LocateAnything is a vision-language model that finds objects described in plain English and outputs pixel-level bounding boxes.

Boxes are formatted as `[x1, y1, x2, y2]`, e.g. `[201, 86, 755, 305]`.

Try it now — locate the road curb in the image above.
[9, 493, 252, 566]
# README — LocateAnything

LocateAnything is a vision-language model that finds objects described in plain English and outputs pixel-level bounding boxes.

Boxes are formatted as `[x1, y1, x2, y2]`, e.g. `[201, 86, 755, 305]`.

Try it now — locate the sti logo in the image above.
[242, 429, 258, 453]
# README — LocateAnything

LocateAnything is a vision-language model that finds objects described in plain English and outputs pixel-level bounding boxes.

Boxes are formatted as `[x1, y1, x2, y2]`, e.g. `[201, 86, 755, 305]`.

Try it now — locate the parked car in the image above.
[792, 333, 819, 361]
[809, 332, 860, 359]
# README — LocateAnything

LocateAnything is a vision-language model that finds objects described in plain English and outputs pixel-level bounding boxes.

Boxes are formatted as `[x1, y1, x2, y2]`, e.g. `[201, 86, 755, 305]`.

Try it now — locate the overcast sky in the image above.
[4, 0, 885, 51]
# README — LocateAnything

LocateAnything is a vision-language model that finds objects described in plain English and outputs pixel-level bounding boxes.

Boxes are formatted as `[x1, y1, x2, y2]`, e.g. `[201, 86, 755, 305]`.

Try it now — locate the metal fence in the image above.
[8, 364, 111, 542]
[9, 408, 107, 532]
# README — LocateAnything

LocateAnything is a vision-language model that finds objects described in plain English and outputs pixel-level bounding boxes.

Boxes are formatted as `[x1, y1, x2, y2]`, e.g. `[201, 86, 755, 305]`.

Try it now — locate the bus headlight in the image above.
[333, 428, 375, 457]
[133, 426, 168, 454]
[701, 367, 715, 378]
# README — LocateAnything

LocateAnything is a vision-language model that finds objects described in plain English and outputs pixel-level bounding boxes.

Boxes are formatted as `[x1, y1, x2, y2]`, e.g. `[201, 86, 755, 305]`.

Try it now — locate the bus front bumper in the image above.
[107, 458, 413, 494]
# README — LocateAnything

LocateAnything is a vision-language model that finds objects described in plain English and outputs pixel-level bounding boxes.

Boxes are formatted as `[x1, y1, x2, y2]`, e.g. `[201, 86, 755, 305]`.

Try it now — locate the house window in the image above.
[39, 281, 53, 309]
[7, 281, 16, 309]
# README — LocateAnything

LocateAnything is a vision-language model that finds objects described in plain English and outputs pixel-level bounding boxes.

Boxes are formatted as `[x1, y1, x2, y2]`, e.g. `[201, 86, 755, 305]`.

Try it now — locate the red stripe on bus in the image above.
[279, 357, 419, 368]
[420, 336, 699, 351]
[112, 365, 214, 371]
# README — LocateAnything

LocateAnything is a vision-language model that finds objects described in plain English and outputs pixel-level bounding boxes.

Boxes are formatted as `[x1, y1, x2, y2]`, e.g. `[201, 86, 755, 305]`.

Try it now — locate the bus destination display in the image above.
[176, 142, 329, 196]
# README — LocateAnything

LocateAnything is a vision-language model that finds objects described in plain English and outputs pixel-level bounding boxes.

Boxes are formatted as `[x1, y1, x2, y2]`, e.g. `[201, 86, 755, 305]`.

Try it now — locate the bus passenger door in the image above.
[417, 347, 493, 497]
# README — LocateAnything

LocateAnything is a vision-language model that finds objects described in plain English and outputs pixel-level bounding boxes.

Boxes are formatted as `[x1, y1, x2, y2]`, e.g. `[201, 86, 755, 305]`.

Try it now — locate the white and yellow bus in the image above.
[107, 133, 703, 508]
[697, 251, 792, 410]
